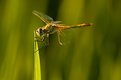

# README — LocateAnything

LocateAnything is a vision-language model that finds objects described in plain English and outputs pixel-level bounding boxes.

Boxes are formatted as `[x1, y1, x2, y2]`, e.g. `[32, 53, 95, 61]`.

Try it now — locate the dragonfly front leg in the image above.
[40, 34, 47, 41]
[39, 33, 50, 46]
[34, 37, 41, 42]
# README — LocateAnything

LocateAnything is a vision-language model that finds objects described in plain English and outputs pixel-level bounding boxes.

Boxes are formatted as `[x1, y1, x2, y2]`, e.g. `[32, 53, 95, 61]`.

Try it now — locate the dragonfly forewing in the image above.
[32, 10, 54, 24]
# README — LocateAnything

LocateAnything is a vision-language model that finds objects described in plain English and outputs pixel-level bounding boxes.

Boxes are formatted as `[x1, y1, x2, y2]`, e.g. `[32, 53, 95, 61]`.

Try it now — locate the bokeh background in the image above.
[0, 0, 121, 80]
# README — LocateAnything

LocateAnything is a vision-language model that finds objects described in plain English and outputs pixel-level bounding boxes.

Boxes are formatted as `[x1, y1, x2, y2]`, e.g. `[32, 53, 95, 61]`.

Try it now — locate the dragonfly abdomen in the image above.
[69, 23, 93, 28]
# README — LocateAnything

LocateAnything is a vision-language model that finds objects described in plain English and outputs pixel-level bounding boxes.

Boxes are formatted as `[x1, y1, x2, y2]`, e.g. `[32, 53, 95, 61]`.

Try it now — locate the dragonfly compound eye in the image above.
[39, 28, 43, 34]
[37, 28, 46, 35]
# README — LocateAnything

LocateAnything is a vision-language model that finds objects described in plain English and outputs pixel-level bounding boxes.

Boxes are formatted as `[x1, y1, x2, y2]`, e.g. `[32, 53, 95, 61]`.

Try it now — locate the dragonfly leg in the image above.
[40, 34, 47, 41]
[34, 49, 39, 53]
[57, 31, 63, 45]
[40, 36, 44, 41]
[34, 36, 44, 42]
[34, 37, 40, 42]
[45, 34, 49, 46]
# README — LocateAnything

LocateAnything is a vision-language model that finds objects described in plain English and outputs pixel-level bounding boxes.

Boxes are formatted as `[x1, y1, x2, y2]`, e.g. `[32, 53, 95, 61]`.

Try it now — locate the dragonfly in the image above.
[33, 10, 92, 45]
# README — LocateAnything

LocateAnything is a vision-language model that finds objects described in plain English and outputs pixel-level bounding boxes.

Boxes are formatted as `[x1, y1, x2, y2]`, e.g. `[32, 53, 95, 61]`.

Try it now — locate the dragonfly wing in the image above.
[32, 10, 54, 24]
[53, 21, 62, 24]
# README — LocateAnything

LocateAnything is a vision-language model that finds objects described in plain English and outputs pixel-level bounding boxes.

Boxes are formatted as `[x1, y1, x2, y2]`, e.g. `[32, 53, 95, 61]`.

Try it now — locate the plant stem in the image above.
[34, 32, 41, 80]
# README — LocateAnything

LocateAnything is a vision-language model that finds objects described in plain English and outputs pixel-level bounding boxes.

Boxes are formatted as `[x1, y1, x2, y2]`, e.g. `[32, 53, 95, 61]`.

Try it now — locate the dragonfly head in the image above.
[36, 27, 46, 36]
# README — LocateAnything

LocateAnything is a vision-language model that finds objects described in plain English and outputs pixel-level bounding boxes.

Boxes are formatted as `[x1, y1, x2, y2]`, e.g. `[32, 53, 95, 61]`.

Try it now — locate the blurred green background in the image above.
[0, 0, 121, 80]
